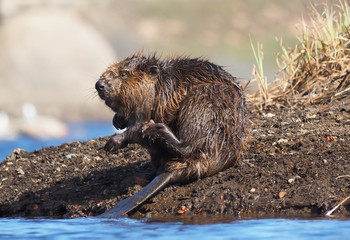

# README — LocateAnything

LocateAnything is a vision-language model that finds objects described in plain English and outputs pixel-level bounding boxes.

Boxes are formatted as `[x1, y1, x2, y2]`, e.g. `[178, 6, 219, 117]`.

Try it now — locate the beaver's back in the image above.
[149, 57, 246, 179]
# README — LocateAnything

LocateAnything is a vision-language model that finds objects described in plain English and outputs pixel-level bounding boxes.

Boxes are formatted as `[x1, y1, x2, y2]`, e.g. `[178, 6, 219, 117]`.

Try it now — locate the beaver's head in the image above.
[96, 54, 160, 126]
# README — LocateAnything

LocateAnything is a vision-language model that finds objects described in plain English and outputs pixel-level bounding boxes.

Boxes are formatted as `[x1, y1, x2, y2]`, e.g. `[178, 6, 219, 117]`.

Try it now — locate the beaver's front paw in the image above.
[141, 120, 168, 143]
[104, 134, 126, 152]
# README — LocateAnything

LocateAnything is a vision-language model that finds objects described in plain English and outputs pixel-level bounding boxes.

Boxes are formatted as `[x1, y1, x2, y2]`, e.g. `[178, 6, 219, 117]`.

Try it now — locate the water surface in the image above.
[0, 217, 349, 240]
[0, 121, 115, 161]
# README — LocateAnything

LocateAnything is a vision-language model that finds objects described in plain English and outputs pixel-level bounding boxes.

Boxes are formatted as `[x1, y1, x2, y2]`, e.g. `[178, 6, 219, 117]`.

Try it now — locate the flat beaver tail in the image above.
[99, 172, 174, 217]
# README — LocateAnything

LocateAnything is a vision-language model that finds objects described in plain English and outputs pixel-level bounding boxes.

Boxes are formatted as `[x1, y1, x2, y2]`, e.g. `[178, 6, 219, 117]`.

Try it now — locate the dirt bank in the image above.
[0, 98, 349, 219]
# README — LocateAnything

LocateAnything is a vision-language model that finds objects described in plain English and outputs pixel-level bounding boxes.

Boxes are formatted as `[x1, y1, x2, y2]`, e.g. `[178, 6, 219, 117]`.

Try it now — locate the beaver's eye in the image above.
[120, 71, 128, 78]
[119, 68, 133, 79]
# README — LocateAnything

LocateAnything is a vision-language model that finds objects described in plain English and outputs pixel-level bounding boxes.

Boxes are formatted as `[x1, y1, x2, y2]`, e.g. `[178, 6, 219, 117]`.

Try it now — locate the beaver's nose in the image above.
[95, 79, 106, 92]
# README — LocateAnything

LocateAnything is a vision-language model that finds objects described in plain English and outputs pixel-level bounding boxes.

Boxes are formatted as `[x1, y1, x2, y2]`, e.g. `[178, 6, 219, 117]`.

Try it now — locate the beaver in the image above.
[95, 52, 246, 217]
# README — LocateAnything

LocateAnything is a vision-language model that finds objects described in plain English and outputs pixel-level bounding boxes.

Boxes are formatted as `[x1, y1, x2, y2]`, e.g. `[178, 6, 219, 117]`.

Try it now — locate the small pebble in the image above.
[16, 168, 25, 175]
[278, 191, 287, 199]
[288, 175, 301, 184]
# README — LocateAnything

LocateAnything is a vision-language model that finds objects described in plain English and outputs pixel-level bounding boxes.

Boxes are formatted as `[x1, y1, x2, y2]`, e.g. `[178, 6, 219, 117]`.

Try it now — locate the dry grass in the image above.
[248, 0, 350, 108]
[247, 37, 271, 110]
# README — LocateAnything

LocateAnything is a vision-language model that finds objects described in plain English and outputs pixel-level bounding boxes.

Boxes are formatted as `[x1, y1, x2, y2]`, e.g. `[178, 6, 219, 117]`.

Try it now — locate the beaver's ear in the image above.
[149, 65, 159, 76]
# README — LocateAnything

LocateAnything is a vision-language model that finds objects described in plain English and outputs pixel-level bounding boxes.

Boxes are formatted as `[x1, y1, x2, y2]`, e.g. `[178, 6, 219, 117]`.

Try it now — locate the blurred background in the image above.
[0, 0, 310, 159]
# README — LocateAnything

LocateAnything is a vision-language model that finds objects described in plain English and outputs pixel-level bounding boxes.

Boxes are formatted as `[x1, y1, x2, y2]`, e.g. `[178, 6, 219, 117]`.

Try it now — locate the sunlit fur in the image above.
[98, 52, 246, 182]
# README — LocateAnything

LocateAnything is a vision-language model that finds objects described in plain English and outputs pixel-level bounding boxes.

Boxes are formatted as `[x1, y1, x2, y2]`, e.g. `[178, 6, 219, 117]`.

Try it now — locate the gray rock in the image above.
[0, 7, 116, 120]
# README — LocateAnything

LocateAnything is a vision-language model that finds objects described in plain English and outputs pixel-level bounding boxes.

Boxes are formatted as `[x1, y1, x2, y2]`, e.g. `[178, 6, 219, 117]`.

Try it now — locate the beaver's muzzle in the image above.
[95, 78, 108, 100]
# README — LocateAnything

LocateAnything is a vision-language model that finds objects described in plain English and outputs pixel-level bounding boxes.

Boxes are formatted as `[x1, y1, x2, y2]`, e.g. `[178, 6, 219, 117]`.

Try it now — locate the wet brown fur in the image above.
[96, 52, 246, 183]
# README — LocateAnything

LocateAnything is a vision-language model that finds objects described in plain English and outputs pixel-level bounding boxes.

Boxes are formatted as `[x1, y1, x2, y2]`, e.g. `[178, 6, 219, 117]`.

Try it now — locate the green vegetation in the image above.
[248, 37, 270, 110]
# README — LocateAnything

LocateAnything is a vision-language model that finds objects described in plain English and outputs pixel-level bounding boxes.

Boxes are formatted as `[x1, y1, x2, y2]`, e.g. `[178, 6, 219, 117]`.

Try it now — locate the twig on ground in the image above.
[326, 195, 350, 216]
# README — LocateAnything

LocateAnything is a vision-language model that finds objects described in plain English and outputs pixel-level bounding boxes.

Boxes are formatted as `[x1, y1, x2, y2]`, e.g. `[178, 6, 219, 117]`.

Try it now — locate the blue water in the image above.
[1, 122, 350, 239]
[0, 217, 350, 240]
[0, 121, 116, 162]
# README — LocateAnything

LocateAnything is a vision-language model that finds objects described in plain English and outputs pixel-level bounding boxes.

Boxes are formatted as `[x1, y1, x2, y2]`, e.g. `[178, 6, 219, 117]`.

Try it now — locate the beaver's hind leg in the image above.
[141, 120, 190, 157]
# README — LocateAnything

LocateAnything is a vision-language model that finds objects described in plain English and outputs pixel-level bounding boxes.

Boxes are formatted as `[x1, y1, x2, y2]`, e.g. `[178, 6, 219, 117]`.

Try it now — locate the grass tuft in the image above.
[248, 0, 350, 108]
[248, 37, 271, 110]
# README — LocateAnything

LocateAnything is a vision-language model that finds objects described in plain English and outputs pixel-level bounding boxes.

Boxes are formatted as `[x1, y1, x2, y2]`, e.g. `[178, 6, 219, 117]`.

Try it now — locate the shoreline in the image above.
[0, 98, 349, 219]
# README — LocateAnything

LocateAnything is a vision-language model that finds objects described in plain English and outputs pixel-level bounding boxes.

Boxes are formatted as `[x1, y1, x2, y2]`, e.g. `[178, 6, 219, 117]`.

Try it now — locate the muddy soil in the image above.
[0, 98, 349, 219]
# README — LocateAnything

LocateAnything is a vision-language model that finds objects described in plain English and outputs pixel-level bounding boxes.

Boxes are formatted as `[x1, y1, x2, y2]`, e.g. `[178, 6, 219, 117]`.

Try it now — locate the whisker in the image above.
[84, 87, 100, 101]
